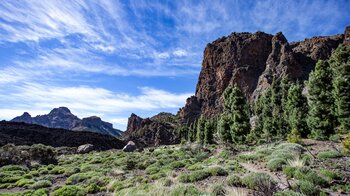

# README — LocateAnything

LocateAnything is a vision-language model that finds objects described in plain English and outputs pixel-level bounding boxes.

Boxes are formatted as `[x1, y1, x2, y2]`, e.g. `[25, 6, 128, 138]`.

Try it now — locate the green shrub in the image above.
[329, 134, 341, 142]
[0, 165, 27, 172]
[66, 172, 101, 185]
[29, 144, 57, 164]
[178, 170, 210, 183]
[287, 129, 302, 144]
[206, 166, 227, 176]
[30, 180, 52, 189]
[170, 161, 186, 169]
[341, 134, 350, 154]
[274, 190, 304, 196]
[227, 175, 242, 187]
[317, 150, 342, 159]
[161, 178, 172, 187]
[267, 158, 285, 171]
[52, 185, 87, 196]
[170, 185, 201, 196]
[283, 166, 297, 178]
[297, 180, 319, 196]
[15, 178, 35, 187]
[145, 165, 160, 175]
[32, 188, 49, 196]
[294, 168, 328, 187]
[0, 144, 29, 166]
[242, 173, 276, 195]
[210, 183, 226, 196]
[319, 169, 343, 181]
[86, 183, 100, 193]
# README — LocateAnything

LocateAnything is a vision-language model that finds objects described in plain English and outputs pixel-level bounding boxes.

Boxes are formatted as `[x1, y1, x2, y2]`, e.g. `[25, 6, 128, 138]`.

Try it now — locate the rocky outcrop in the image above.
[11, 107, 122, 137]
[178, 27, 348, 124]
[122, 113, 179, 147]
[122, 141, 137, 152]
[0, 121, 126, 150]
[77, 144, 94, 154]
[73, 116, 122, 137]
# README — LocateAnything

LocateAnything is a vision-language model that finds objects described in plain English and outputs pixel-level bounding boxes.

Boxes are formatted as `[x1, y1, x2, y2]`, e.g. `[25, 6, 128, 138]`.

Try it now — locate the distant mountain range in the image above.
[11, 107, 122, 137]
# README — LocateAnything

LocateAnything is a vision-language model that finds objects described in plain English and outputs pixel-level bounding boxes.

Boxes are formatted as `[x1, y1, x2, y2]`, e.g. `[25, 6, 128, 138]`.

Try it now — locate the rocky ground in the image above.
[0, 138, 349, 196]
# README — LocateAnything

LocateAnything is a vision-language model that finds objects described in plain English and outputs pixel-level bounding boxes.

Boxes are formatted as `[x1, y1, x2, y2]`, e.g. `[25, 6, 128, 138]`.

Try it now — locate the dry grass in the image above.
[226, 187, 249, 196]
[287, 157, 305, 168]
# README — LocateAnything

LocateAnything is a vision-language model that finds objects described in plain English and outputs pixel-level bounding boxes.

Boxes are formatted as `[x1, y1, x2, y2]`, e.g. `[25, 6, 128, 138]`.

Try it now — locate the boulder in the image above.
[122, 141, 137, 152]
[77, 144, 94, 154]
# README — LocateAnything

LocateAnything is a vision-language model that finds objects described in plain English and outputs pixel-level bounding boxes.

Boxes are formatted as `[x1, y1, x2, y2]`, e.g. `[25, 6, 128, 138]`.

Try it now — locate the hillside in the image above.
[0, 121, 125, 150]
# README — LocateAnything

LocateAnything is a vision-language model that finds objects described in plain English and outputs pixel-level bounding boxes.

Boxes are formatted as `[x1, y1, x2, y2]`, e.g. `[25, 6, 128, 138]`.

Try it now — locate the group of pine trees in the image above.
[178, 45, 350, 145]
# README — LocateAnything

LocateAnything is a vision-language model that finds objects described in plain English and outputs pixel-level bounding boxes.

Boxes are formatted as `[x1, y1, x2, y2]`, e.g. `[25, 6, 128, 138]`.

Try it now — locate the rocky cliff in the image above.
[122, 113, 179, 147]
[178, 27, 349, 124]
[11, 107, 122, 137]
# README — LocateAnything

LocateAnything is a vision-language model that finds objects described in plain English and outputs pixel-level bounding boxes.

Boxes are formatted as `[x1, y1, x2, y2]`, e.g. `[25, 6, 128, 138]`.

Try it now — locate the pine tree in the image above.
[196, 117, 205, 144]
[307, 60, 335, 139]
[218, 114, 232, 144]
[280, 75, 291, 135]
[259, 87, 274, 138]
[229, 85, 251, 143]
[331, 45, 350, 133]
[204, 119, 214, 144]
[271, 79, 284, 135]
[286, 83, 308, 137]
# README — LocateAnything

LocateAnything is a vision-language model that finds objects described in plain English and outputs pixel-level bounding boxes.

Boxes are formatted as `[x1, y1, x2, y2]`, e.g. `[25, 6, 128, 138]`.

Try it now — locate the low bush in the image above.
[287, 129, 302, 144]
[178, 170, 210, 183]
[206, 166, 227, 176]
[317, 150, 342, 159]
[52, 185, 87, 196]
[242, 172, 276, 195]
[274, 190, 304, 196]
[15, 178, 35, 188]
[227, 175, 242, 187]
[283, 166, 297, 178]
[29, 144, 57, 165]
[267, 158, 285, 171]
[297, 180, 319, 196]
[210, 183, 226, 196]
[293, 168, 328, 187]
[319, 169, 343, 181]
[170, 185, 202, 196]
[342, 134, 350, 154]
[30, 180, 52, 189]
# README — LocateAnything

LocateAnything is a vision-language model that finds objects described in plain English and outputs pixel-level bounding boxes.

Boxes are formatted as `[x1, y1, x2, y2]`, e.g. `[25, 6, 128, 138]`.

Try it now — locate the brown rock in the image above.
[179, 27, 347, 124]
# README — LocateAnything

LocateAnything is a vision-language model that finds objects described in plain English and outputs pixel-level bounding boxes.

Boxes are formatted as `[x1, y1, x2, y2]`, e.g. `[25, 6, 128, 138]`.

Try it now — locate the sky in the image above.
[0, 0, 349, 130]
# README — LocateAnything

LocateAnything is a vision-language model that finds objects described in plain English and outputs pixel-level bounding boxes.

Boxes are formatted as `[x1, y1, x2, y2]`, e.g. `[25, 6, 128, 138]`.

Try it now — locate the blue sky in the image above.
[0, 0, 349, 130]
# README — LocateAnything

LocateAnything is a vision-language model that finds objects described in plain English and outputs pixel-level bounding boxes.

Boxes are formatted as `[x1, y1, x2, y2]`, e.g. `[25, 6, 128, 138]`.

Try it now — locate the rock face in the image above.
[77, 144, 94, 154]
[11, 107, 122, 137]
[178, 27, 348, 124]
[0, 121, 126, 150]
[122, 113, 179, 147]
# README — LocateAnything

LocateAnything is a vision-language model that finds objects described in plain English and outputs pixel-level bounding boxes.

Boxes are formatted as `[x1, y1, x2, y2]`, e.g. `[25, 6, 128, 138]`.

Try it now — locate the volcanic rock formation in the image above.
[178, 27, 349, 124]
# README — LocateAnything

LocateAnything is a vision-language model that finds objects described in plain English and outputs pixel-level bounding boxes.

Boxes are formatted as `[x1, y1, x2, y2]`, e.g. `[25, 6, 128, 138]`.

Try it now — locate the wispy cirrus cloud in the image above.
[0, 0, 348, 129]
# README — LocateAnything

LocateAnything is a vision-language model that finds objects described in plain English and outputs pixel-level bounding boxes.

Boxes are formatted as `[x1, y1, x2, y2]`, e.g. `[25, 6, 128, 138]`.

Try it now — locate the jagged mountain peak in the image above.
[49, 107, 73, 115]
[11, 107, 122, 137]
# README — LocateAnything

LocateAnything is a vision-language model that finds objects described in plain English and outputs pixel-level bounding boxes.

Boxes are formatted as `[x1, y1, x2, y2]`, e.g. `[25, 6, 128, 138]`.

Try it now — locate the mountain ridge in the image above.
[11, 107, 122, 137]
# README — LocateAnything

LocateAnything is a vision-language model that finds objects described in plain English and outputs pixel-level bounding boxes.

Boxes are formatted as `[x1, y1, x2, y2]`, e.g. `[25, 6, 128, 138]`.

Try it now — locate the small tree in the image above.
[307, 60, 335, 139]
[229, 85, 251, 143]
[286, 83, 308, 137]
[331, 45, 350, 133]
[196, 117, 205, 144]
[204, 119, 215, 144]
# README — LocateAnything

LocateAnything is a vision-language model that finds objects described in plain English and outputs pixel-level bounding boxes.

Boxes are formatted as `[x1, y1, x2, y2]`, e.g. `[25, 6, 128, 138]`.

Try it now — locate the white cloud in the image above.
[173, 49, 188, 57]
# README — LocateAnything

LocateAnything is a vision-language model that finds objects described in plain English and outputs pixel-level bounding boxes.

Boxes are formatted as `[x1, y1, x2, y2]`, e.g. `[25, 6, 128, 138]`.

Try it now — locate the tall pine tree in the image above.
[307, 60, 335, 139]
[196, 117, 205, 144]
[331, 45, 350, 133]
[229, 85, 251, 143]
[286, 83, 309, 137]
